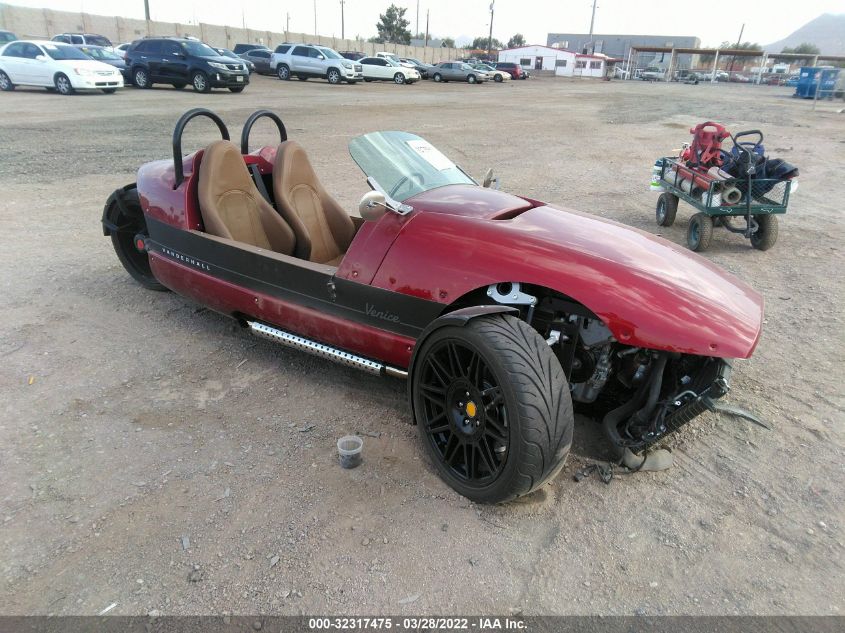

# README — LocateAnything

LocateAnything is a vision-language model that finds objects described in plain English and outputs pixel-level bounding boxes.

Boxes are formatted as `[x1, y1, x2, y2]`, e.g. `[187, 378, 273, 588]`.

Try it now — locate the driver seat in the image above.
[272, 140, 355, 266]
[198, 140, 295, 255]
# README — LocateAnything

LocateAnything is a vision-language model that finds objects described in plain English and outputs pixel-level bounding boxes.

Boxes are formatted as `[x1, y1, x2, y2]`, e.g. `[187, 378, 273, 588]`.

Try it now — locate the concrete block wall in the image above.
[0, 2, 459, 62]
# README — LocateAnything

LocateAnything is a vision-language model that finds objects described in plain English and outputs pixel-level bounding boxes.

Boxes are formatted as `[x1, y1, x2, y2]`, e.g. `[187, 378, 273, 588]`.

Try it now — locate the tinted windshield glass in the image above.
[405, 58, 422, 65]
[349, 131, 474, 203]
[180, 40, 218, 57]
[43, 43, 90, 60]
[384, 57, 399, 66]
[84, 47, 120, 60]
[318, 47, 341, 59]
[0, 32, 15, 43]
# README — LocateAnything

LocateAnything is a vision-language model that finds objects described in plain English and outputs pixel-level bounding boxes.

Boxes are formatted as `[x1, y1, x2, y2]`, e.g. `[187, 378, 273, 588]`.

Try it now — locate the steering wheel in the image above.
[389, 172, 426, 199]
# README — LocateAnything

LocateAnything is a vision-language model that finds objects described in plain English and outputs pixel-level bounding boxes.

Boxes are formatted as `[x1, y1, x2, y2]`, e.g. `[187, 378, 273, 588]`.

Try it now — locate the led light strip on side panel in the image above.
[247, 321, 407, 378]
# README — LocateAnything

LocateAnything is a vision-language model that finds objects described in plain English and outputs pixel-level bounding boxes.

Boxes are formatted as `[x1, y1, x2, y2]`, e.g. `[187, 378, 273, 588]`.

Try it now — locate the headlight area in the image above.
[208, 62, 230, 71]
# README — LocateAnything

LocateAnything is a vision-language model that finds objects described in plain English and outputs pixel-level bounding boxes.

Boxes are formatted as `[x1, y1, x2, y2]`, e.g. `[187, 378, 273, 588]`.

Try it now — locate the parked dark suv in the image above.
[125, 37, 249, 93]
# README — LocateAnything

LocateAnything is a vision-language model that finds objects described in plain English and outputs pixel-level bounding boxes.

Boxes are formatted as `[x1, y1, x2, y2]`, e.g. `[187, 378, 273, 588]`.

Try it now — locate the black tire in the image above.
[104, 186, 167, 291]
[394, 72, 405, 84]
[327, 68, 342, 84]
[467, 74, 477, 84]
[191, 71, 210, 93]
[494, 74, 503, 83]
[750, 214, 778, 251]
[412, 314, 573, 504]
[656, 192, 678, 227]
[132, 67, 150, 88]
[0, 69, 14, 91]
[101, 88, 117, 94]
[687, 212, 713, 251]
[277, 64, 290, 80]
[229, 86, 245, 93]
[433, 73, 442, 83]
[172, 83, 186, 90]
[54, 73, 74, 95]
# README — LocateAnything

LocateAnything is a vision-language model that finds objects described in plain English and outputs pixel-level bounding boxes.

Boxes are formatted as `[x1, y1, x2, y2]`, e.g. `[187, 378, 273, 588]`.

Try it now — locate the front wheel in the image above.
[327, 68, 341, 84]
[687, 212, 713, 251]
[55, 73, 74, 95]
[432, 73, 442, 82]
[656, 192, 678, 227]
[191, 71, 210, 93]
[467, 74, 477, 84]
[494, 74, 503, 83]
[393, 72, 406, 84]
[104, 186, 167, 291]
[0, 69, 14, 91]
[750, 214, 778, 251]
[277, 64, 290, 80]
[412, 314, 573, 504]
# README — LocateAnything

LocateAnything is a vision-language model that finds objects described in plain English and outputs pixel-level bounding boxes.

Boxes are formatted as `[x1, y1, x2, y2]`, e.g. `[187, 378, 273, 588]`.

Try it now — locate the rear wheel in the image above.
[0, 70, 14, 91]
[327, 68, 341, 84]
[191, 71, 210, 93]
[412, 314, 573, 504]
[687, 212, 713, 251]
[750, 214, 778, 251]
[277, 64, 290, 80]
[656, 192, 678, 227]
[105, 186, 167, 291]
[55, 73, 74, 95]
[132, 67, 150, 88]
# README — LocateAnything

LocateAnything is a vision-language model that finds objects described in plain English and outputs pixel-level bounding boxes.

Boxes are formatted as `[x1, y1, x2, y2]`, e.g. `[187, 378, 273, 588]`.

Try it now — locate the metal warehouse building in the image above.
[498, 45, 611, 78]
[546, 33, 701, 69]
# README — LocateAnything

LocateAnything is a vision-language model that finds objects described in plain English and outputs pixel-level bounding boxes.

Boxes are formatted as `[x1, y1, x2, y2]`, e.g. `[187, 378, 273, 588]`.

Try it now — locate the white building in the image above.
[497, 44, 611, 78]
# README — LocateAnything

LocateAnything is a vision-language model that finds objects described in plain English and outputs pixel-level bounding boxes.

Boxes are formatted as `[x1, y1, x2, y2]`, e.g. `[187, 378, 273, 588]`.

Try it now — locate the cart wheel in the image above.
[656, 192, 678, 227]
[750, 214, 778, 251]
[687, 213, 713, 252]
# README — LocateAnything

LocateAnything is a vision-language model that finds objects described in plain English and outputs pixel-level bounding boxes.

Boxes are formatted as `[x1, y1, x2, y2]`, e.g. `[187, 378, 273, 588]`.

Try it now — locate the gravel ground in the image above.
[0, 75, 843, 616]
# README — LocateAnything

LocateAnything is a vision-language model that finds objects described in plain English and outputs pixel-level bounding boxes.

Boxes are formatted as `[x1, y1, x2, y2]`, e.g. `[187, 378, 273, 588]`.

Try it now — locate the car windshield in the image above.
[318, 47, 342, 59]
[180, 40, 218, 57]
[42, 43, 90, 60]
[83, 47, 120, 60]
[349, 131, 475, 203]
[404, 58, 422, 65]
[460, 63, 474, 70]
[476, 64, 493, 70]
[0, 32, 15, 43]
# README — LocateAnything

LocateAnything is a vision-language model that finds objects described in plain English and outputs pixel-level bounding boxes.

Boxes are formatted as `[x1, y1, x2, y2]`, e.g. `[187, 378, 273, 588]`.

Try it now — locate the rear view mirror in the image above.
[359, 190, 387, 221]
[483, 168, 499, 189]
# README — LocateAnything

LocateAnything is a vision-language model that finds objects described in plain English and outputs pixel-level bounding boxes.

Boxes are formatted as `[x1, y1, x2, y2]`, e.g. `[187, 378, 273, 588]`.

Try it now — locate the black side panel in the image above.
[146, 218, 443, 339]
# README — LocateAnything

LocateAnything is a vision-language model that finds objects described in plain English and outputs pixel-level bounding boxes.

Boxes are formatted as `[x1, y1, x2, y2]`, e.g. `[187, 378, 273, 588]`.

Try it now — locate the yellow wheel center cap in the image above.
[465, 401, 478, 418]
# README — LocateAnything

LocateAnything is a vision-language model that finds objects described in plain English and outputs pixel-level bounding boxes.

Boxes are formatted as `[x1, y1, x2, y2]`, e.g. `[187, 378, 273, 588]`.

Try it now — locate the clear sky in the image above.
[7, 0, 843, 48]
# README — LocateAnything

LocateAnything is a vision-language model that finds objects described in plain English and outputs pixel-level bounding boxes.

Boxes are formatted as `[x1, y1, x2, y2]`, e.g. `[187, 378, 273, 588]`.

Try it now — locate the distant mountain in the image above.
[765, 13, 845, 55]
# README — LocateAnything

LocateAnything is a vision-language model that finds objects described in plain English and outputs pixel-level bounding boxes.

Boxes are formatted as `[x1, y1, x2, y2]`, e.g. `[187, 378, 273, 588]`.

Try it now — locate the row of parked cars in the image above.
[0, 30, 530, 96]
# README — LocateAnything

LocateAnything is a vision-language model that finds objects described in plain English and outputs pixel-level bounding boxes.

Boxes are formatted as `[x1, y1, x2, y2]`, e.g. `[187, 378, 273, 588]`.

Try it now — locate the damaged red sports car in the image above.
[102, 109, 763, 503]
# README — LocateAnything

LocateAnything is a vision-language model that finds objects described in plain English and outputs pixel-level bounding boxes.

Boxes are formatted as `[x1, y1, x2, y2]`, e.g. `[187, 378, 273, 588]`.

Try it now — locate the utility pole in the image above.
[729, 22, 744, 73]
[340, 0, 345, 39]
[588, 0, 598, 54]
[314, 0, 317, 35]
[286, 12, 290, 34]
[143, 0, 150, 21]
[424, 9, 429, 47]
[487, 1, 494, 59]
[416, 0, 419, 39]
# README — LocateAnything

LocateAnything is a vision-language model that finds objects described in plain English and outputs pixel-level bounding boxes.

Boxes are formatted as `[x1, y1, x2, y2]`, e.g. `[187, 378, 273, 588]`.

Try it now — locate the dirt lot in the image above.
[1, 75, 843, 616]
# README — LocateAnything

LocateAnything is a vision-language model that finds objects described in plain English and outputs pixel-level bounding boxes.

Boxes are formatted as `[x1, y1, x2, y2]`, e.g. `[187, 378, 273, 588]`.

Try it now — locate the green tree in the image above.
[469, 35, 503, 50]
[782, 42, 820, 55]
[375, 4, 411, 45]
[507, 33, 525, 48]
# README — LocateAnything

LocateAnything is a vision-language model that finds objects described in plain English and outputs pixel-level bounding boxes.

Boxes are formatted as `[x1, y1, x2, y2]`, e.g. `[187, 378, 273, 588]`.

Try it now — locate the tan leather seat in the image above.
[198, 140, 295, 255]
[273, 140, 355, 266]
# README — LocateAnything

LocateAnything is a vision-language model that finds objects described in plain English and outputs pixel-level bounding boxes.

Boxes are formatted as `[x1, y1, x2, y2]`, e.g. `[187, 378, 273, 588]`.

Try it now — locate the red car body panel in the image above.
[370, 186, 763, 359]
[135, 149, 763, 363]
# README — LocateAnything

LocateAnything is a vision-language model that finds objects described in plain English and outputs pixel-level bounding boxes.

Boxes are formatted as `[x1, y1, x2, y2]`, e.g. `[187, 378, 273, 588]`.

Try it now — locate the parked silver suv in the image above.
[272, 44, 362, 84]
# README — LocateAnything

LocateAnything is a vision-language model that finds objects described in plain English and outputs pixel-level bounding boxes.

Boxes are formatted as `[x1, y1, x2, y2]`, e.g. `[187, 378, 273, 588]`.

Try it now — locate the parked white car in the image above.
[0, 40, 124, 94]
[359, 56, 420, 84]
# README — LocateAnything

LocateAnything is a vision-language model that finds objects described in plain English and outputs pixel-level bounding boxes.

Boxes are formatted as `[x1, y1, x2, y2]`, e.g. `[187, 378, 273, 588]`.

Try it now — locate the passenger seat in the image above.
[198, 140, 296, 255]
